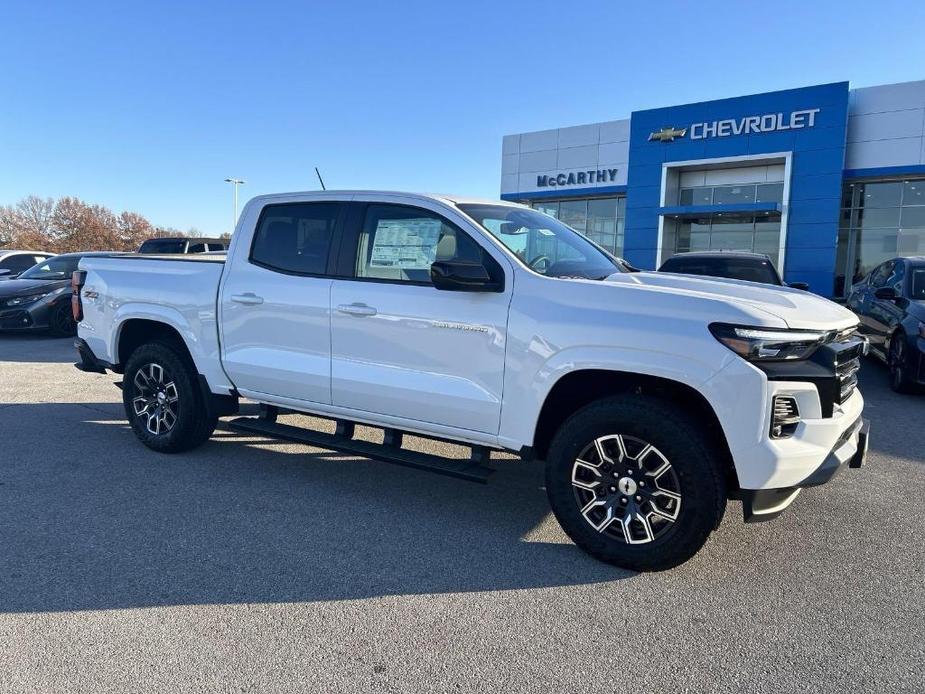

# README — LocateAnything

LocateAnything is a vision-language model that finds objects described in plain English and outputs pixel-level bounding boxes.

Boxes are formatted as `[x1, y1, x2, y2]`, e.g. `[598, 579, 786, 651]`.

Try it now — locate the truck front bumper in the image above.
[741, 417, 869, 522]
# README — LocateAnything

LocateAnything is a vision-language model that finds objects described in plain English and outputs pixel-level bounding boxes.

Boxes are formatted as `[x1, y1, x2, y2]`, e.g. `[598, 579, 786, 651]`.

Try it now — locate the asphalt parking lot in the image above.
[0, 335, 923, 693]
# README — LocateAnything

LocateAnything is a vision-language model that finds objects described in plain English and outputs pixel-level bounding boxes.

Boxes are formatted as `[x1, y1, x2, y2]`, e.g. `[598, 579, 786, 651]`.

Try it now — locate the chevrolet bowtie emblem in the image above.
[648, 126, 687, 142]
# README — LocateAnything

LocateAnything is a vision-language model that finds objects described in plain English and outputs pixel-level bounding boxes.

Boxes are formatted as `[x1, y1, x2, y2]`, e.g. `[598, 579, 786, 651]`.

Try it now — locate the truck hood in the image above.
[602, 271, 857, 330]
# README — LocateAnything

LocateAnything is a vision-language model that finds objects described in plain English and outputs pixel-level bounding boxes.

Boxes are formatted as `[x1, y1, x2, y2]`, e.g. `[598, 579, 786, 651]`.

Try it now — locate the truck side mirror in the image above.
[431, 260, 502, 292]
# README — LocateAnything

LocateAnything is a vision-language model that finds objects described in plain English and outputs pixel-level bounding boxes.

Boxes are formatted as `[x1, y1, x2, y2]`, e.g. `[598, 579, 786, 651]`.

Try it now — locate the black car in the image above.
[138, 237, 227, 254]
[658, 251, 809, 290]
[0, 252, 119, 336]
[847, 256, 925, 393]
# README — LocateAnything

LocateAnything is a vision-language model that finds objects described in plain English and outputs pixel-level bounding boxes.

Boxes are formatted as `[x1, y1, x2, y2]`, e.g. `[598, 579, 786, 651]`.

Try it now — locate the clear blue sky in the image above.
[2, 0, 924, 234]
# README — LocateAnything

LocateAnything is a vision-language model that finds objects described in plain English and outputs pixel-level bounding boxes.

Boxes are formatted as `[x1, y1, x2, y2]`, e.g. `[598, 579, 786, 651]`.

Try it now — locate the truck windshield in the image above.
[457, 204, 620, 280]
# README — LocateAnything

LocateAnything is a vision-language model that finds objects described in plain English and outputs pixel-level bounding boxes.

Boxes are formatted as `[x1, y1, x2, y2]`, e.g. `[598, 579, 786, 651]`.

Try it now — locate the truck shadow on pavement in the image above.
[0, 402, 631, 614]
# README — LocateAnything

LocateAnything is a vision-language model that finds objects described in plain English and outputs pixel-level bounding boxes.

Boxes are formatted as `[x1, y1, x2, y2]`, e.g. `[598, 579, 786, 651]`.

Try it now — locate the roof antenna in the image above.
[315, 167, 326, 191]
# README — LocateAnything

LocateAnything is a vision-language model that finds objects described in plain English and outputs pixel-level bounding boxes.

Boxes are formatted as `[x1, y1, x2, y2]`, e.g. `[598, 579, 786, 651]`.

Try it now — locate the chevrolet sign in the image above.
[648, 127, 687, 142]
[649, 108, 821, 142]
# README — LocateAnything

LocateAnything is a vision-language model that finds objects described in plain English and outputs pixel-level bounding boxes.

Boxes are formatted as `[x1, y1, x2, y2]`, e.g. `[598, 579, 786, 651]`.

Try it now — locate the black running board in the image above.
[227, 416, 495, 483]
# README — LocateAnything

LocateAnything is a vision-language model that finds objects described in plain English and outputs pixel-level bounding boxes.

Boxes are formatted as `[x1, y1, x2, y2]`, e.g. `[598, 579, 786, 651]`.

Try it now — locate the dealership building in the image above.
[500, 80, 925, 297]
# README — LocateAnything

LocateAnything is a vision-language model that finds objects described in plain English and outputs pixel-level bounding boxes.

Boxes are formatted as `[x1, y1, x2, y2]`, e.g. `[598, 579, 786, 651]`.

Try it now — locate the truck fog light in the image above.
[771, 395, 800, 439]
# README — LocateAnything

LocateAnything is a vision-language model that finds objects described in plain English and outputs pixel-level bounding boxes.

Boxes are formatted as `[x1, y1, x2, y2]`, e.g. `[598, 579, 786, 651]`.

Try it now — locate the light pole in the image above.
[224, 178, 246, 232]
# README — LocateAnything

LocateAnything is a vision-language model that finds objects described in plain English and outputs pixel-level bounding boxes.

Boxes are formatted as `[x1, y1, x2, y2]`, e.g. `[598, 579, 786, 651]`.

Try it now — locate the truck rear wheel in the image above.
[545, 395, 726, 571]
[122, 341, 217, 453]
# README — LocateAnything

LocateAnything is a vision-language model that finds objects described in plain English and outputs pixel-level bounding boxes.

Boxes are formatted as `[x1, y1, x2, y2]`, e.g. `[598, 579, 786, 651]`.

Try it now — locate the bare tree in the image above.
[17, 196, 55, 238]
[0, 195, 199, 253]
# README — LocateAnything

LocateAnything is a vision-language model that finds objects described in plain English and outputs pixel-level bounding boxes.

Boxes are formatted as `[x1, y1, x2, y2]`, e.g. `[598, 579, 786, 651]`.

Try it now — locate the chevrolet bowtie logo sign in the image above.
[648, 127, 687, 142]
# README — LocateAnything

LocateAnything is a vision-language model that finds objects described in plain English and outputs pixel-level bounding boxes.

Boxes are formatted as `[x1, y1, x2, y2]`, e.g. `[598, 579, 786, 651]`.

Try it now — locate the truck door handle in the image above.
[336, 302, 377, 317]
[230, 293, 264, 305]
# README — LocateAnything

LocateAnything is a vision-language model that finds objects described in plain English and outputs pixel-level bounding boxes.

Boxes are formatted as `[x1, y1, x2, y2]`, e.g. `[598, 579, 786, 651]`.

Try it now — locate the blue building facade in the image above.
[501, 79, 925, 298]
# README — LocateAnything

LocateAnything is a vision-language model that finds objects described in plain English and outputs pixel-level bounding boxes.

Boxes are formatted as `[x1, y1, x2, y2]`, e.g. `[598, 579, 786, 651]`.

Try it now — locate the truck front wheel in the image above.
[122, 341, 217, 453]
[545, 395, 726, 571]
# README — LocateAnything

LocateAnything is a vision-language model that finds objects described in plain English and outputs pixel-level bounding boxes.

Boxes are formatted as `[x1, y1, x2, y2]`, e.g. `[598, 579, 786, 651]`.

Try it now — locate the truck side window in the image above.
[251, 203, 339, 275]
[355, 204, 482, 283]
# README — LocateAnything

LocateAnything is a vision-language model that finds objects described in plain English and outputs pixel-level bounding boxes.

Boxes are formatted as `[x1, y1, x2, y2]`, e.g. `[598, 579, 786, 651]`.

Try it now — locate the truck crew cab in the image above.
[73, 191, 869, 571]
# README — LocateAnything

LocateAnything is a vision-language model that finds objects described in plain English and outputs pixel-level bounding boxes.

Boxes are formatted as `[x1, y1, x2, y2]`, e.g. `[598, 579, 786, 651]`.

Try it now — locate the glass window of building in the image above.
[529, 197, 626, 256]
[756, 183, 784, 204]
[861, 182, 902, 208]
[679, 182, 783, 207]
[835, 178, 925, 296]
[679, 187, 713, 205]
[713, 184, 757, 205]
[558, 200, 588, 233]
[668, 214, 782, 266]
[534, 201, 559, 219]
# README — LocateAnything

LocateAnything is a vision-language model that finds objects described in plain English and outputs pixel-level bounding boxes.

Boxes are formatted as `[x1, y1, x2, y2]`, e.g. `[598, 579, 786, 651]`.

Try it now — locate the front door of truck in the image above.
[329, 201, 511, 435]
[219, 201, 345, 404]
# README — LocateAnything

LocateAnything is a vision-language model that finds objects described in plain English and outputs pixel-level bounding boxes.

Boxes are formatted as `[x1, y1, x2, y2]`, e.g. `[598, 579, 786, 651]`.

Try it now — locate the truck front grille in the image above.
[836, 357, 861, 403]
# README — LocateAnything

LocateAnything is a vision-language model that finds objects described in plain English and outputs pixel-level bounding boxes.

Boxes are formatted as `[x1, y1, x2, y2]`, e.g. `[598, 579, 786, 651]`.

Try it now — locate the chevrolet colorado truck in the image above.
[73, 191, 869, 571]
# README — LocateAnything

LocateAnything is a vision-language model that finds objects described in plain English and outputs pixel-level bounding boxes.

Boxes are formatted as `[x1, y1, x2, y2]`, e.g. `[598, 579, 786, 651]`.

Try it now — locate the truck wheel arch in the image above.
[115, 318, 197, 372]
[531, 369, 738, 490]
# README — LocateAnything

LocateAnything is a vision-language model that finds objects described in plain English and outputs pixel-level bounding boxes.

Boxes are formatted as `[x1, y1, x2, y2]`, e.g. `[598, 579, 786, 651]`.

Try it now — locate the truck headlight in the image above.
[709, 323, 829, 362]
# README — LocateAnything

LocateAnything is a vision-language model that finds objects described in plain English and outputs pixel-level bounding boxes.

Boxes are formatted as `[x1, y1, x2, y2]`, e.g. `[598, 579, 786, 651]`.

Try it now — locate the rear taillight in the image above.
[71, 270, 87, 322]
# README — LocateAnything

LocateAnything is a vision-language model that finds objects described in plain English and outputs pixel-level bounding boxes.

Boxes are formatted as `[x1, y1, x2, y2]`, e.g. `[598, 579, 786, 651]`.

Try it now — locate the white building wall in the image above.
[846, 80, 925, 170]
[500, 119, 630, 196]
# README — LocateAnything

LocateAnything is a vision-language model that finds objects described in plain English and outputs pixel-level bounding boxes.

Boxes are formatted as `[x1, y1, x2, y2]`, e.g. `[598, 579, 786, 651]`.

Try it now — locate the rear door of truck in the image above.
[218, 200, 346, 404]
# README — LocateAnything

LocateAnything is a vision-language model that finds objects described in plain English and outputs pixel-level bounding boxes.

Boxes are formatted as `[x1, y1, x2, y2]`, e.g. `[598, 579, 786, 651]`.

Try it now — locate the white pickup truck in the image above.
[73, 191, 869, 571]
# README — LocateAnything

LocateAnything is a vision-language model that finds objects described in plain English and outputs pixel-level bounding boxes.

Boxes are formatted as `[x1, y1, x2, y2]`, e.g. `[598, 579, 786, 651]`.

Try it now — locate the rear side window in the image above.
[251, 203, 339, 275]
[139, 239, 186, 253]
[187, 243, 206, 253]
[355, 204, 483, 283]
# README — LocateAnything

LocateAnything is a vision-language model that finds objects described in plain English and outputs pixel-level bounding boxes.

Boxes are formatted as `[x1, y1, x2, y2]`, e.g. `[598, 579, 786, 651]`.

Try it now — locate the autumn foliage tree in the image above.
[0, 195, 187, 253]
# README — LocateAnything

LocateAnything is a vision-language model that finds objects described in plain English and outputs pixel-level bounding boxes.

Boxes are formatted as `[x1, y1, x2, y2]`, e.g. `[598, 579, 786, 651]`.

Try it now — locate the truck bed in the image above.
[77, 254, 232, 394]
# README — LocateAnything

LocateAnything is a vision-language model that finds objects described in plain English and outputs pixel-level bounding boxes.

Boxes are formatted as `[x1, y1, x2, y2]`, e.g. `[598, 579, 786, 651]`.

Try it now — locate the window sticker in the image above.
[369, 218, 442, 269]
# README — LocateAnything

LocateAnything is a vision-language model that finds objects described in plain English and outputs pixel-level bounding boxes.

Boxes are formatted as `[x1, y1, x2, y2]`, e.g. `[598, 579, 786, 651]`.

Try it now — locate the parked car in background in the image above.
[0, 250, 55, 280]
[138, 237, 227, 254]
[847, 256, 925, 393]
[658, 251, 809, 290]
[0, 252, 120, 336]
[74, 191, 868, 571]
